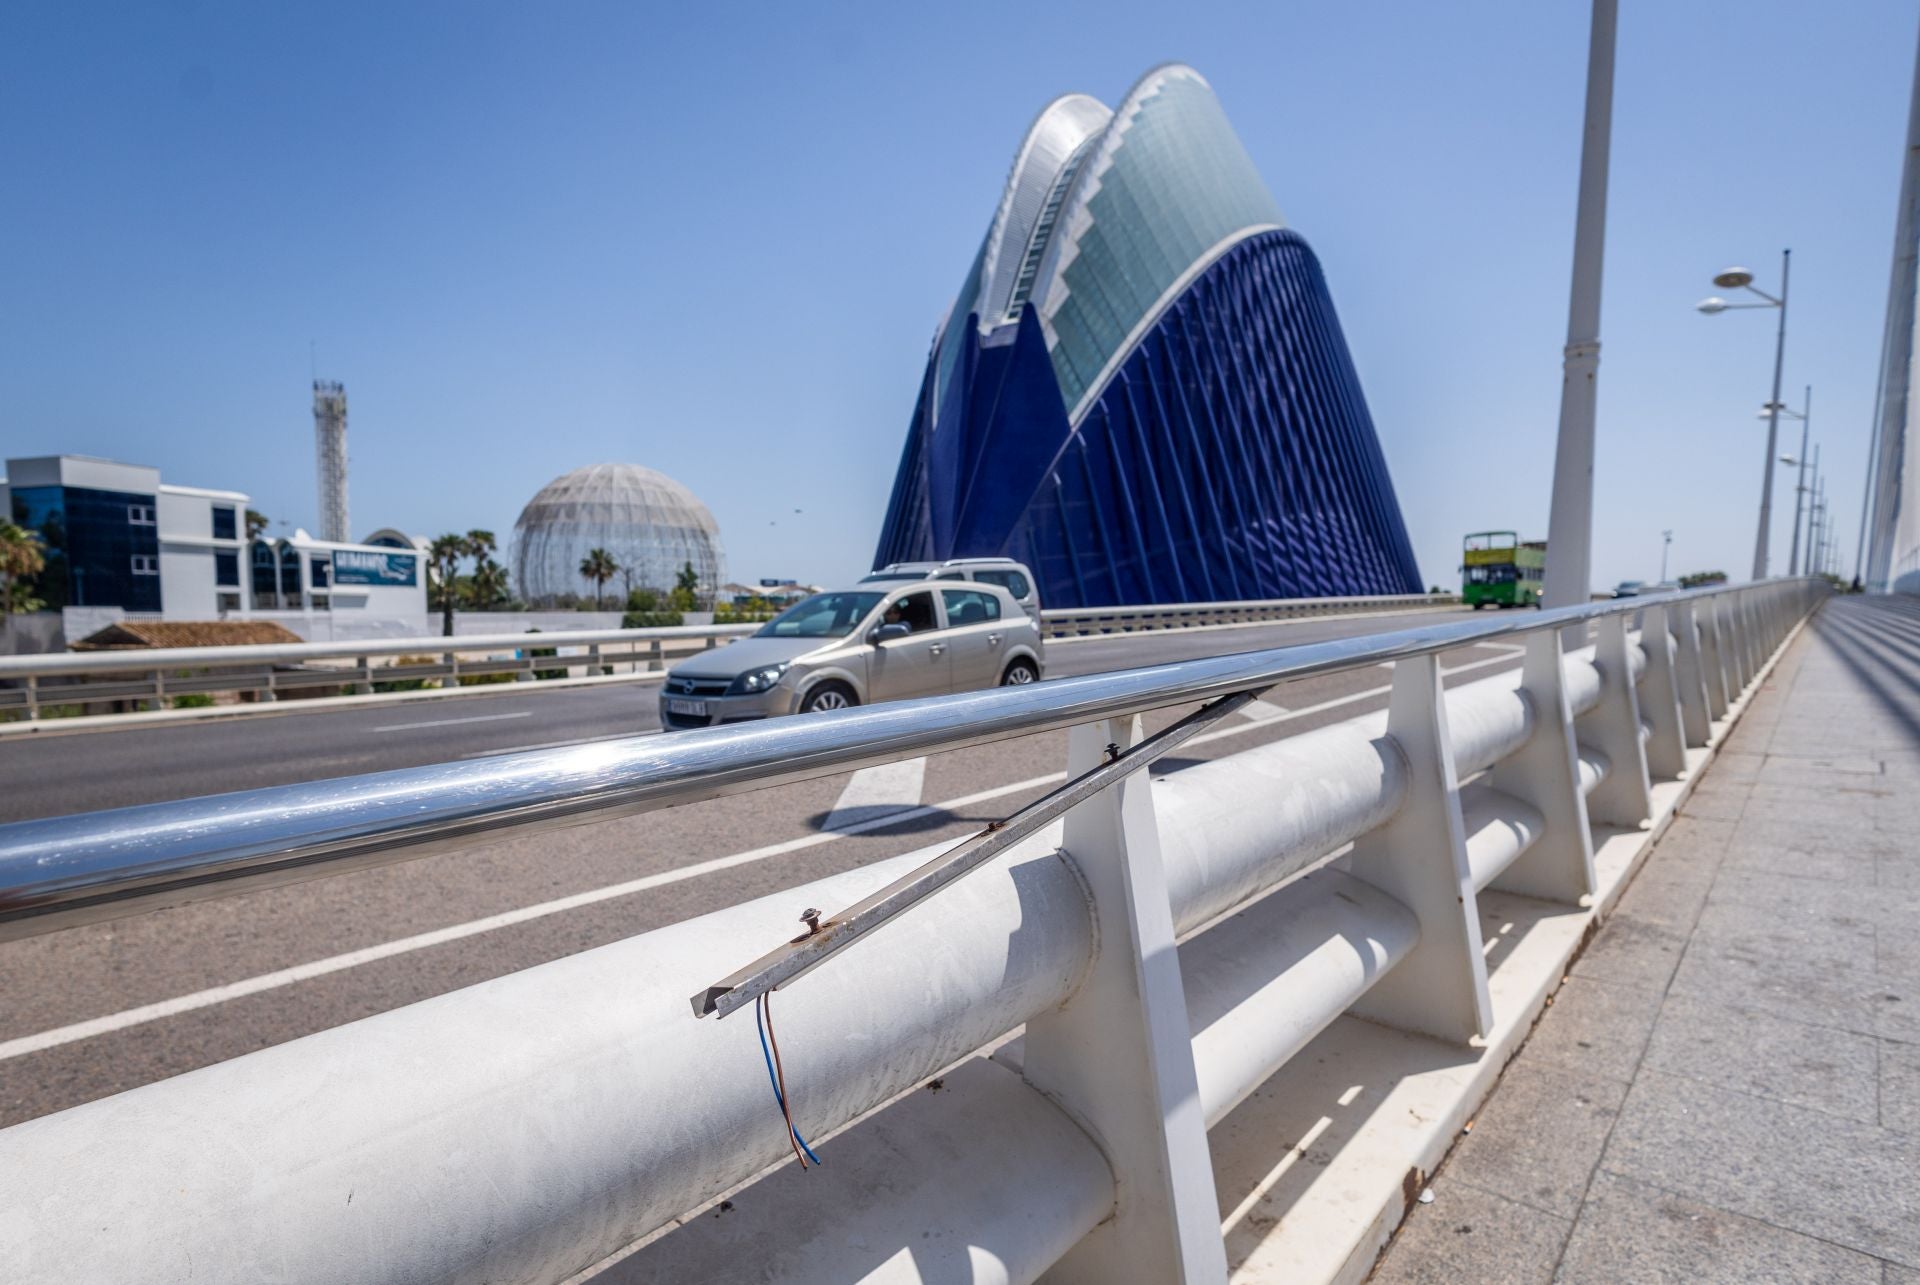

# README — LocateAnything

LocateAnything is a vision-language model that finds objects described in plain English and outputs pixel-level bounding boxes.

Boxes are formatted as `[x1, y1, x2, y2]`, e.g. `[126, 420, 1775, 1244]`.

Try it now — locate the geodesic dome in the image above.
[512, 463, 727, 605]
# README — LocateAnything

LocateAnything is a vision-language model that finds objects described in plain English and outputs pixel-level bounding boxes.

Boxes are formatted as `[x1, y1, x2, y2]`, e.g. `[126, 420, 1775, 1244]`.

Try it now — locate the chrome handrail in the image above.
[0, 582, 1809, 943]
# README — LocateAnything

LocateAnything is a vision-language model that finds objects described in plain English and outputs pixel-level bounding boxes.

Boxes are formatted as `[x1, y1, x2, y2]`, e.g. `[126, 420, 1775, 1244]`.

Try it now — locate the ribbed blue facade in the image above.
[874, 67, 1422, 608]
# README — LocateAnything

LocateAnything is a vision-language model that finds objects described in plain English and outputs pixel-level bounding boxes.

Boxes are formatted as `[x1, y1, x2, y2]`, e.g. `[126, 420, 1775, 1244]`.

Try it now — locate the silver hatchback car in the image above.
[658, 579, 1045, 730]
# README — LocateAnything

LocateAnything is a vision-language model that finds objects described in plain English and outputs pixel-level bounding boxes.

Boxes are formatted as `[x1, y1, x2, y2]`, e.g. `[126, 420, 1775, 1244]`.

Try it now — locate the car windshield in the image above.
[756, 591, 884, 639]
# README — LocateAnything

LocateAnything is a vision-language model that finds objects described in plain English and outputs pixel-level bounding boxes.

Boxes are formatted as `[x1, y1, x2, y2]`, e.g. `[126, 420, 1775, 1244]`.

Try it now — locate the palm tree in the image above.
[428, 533, 473, 636]
[579, 548, 619, 611]
[0, 520, 46, 624]
[469, 558, 511, 610]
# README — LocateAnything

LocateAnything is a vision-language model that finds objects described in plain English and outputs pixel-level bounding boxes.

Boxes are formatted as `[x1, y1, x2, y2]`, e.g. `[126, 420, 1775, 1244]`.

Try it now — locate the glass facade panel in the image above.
[212, 506, 238, 540]
[9, 484, 162, 611]
[215, 550, 240, 587]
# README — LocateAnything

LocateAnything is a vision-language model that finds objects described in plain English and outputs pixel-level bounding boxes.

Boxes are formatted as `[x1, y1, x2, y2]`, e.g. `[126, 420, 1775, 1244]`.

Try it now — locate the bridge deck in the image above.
[1372, 595, 1920, 1283]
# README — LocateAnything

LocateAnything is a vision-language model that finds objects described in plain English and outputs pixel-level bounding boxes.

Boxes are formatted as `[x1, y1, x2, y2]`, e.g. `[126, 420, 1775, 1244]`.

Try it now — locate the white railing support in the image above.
[1486, 631, 1597, 903]
[1698, 599, 1732, 719]
[1637, 605, 1688, 779]
[1021, 717, 1228, 1285]
[1670, 601, 1713, 747]
[1576, 615, 1653, 827]
[1345, 655, 1492, 1042]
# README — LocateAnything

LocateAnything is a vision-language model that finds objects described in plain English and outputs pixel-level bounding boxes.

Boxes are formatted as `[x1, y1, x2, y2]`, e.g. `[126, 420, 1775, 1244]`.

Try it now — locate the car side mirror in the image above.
[869, 622, 911, 644]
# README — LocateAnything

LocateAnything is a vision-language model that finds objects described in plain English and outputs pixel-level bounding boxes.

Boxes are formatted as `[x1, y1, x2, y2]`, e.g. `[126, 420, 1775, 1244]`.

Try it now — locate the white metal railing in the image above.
[0, 623, 756, 721]
[0, 579, 1822, 1285]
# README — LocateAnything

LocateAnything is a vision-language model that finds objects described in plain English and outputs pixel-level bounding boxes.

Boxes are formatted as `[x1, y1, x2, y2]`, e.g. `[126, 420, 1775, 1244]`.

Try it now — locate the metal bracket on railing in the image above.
[689, 686, 1267, 1019]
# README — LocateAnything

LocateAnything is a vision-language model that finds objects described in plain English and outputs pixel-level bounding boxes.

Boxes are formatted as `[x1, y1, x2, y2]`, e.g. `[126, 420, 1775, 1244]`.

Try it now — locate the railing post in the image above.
[1730, 594, 1756, 690]
[1346, 655, 1492, 1042]
[24, 674, 38, 721]
[1636, 605, 1687, 780]
[260, 666, 278, 702]
[1487, 631, 1596, 903]
[1018, 716, 1227, 1285]
[354, 655, 371, 696]
[1698, 598, 1731, 719]
[1575, 614, 1653, 828]
[443, 651, 457, 690]
[151, 667, 166, 712]
[1670, 600, 1713, 747]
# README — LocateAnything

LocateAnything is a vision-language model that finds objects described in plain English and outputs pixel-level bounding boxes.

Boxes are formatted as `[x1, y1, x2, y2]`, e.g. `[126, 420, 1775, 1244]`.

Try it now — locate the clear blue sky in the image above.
[3, 1, 1912, 592]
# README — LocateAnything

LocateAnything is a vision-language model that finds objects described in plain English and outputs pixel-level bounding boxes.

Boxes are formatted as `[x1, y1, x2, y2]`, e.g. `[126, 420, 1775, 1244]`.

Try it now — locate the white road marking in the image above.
[373, 710, 534, 733]
[0, 649, 1528, 1063]
[823, 757, 927, 830]
[1237, 699, 1289, 722]
[458, 730, 661, 759]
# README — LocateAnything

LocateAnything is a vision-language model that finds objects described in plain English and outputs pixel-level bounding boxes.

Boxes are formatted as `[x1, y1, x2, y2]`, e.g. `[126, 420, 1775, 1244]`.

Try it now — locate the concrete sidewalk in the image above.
[1370, 595, 1920, 1284]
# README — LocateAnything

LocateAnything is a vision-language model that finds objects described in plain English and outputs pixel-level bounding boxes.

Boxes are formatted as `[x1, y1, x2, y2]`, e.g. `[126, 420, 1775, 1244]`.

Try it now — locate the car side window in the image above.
[976, 569, 1029, 600]
[940, 588, 1001, 626]
[886, 591, 937, 634]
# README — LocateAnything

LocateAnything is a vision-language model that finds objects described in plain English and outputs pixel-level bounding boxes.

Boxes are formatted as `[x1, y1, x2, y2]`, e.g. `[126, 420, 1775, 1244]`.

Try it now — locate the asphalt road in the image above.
[0, 605, 1521, 1129]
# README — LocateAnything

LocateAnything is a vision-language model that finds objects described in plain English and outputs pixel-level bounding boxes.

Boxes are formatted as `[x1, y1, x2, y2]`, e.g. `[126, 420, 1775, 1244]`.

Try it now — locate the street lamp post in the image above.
[1660, 529, 1673, 582]
[1762, 386, 1812, 573]
[1698, 250, 1792, 580]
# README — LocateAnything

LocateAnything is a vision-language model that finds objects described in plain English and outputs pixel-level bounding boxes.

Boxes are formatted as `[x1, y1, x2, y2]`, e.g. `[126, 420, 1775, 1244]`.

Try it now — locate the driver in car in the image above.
[882, 603, 911, 632]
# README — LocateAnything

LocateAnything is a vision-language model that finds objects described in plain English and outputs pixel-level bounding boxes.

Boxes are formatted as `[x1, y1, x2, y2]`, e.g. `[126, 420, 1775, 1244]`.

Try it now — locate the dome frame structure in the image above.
[512, 463, 726, 607]
[874, 64, 1422, 608]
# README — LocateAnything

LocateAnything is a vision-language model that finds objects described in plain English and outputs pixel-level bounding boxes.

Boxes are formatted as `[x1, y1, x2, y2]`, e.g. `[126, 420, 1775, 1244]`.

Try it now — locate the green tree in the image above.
[0, 520, 47, 623]
[429, 533, 474, 636]
[245, 509, 271, 540]
[580, 548, 619, 611]
[469, 558, 512, 610]
[670, 559, 700, 612]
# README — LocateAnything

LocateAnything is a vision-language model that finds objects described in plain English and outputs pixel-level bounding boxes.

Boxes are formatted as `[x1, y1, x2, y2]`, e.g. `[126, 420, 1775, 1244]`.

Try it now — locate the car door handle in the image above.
[986, 632, 1001, 646]
[928, 644, 945, 656]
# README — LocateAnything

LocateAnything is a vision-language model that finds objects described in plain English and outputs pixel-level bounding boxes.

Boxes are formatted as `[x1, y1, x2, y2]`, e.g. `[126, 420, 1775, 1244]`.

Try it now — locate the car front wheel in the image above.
[800, 681, 857, 714]
[1001, 659, 1039, 686]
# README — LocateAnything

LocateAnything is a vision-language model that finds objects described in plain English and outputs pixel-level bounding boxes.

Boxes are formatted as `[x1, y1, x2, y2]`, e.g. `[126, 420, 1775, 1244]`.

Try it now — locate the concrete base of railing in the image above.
[604, 612, 1806, 1285]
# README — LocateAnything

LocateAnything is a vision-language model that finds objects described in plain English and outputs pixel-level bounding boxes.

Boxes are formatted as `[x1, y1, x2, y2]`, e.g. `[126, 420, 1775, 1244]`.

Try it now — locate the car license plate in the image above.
[667, 699, 707, 716]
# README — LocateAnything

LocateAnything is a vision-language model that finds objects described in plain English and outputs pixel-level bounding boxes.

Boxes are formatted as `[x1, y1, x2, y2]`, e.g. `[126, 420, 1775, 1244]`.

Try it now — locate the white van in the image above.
[861, 558, 1041, 625]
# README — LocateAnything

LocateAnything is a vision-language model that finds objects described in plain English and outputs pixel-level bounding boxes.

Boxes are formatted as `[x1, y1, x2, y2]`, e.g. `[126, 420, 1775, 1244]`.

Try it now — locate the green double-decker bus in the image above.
[1462, 531, 1545, 609]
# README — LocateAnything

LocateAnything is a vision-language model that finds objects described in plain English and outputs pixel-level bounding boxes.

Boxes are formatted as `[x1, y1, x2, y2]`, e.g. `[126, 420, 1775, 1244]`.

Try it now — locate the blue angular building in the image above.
[874, 65, 1423, 607]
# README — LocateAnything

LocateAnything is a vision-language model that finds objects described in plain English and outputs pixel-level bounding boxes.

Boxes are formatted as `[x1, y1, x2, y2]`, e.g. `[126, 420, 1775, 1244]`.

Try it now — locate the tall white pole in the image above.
[1787, 385, 1811, 575]
[1542, 0, 1619, 630]
[1752, 249, 1790, 580]
[1865, 18, 1920, 589]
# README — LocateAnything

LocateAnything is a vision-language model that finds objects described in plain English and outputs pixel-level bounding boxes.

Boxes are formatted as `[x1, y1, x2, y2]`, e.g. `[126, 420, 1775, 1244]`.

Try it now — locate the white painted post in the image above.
[1636, 605, 1688, 780]
[443, 651, 458, 690]
[354, 655, 372, 696]
[1575, 615, 1653, 828]
[1698, 599, 1731, 719]
[1487, 632, 1597, 903]
[1671, 601, 1713, 747]
[1730, 595, 1757, 690]
[1346, 656, 1492, 1042]
[1019, 717, 1227, 1285]
[24, 674, 38, 721]
[151, 667, 166, 713]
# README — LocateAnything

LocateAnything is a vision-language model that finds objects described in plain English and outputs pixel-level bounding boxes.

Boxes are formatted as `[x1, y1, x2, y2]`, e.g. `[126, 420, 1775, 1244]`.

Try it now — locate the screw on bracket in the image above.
[798, 907, 823, 936]
[1104, 742, 1122, 762]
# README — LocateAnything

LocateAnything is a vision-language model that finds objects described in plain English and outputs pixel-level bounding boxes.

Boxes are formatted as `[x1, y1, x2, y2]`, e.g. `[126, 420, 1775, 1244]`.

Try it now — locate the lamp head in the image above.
[1697, 297, 1731, 315]
[1712, 266, 1755, 289]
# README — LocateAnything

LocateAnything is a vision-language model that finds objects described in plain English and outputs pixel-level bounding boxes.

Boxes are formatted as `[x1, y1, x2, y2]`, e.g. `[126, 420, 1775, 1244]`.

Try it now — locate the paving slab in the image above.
[1441, 1060, 1627, 1219]
[1556, 1170, 1884, 1285]
[1521, 977, 1664, 1085]
[1369, 1180, 1569, 1285]
[1640, 991, 1882, 1122]
[1884, 1038, 1920, 1136]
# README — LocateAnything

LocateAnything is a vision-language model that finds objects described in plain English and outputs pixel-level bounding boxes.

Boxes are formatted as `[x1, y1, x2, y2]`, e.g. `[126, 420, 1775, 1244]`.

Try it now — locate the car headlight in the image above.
[731, 663, 790, 695]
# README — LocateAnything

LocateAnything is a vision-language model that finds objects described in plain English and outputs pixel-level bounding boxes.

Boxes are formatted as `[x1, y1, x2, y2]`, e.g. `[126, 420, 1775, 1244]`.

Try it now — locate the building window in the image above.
[131, 554, 159, 575]
[217, 592, 242, 613]
[215, 550, 240, 587]
[212, 506, 237, 541]
[128, 503, 156, 525]
[311, 557, 330, 588]
[310, 594, 330, 611]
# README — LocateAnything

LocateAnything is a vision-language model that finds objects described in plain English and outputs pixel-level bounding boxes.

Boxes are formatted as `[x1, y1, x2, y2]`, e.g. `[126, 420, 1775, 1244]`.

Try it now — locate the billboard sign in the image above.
[332, 550, 418, 587]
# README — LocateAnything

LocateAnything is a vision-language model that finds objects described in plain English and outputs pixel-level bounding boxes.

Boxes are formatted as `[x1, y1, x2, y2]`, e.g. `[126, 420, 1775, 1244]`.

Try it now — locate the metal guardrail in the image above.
[1040, 591, 1456, 637]
[0, 578, 1823, 1285]
[0, 623, 757, 721]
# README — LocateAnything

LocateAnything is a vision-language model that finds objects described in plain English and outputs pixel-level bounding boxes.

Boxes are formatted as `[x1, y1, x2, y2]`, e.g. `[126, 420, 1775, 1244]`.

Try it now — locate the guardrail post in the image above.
[1636, 605, 1687, 780]
[150, 667, 165, 712]
[1019, 716, 1227, 1285]
[649, 640, 663, 673]
[443, 651, 457, 690]
[1487, 632, 1596, 903]
[354, 655, 372, 696]
[1697, 599, 1731, 720]
[1346, 655, 1492, 1042]
[588, 642, 602, 677]
[1670, 601, 1713, 747]
[24, 674, 38, 721]
[1576, 615, 1653, 828]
